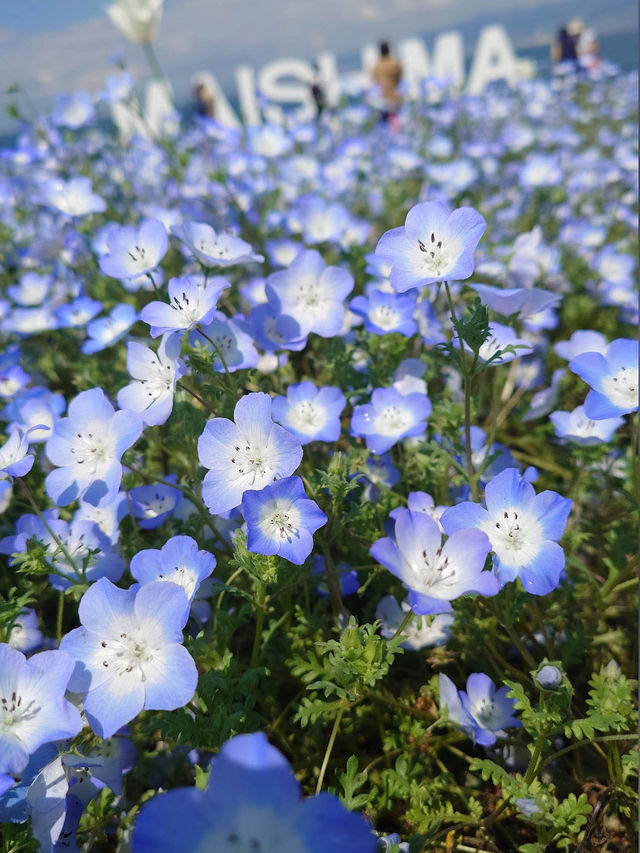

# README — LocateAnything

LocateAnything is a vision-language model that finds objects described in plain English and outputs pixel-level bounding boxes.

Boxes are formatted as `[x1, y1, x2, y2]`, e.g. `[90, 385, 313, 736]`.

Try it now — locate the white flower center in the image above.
[137, 491, 171, 518]
[292, 278, 323, 312]
[412, 545, 458, 593]
[258, 499, 300, 543]
[417, 231, 454, 275]
[373, 405, 412, 436]
[99, 630, 153, 679]
[228, 438, 278, 487]
[197, 237, 230, 260]
[126, 244, 150, 272]
[471, 697, 499, 727]
[573, 416, 600, 436]
[0, 689, 38, 732]
[289, 401, 325, 434]
[486, 507, 543, 566]
[140, 356, 175, 401]
[601, 366, 638, 408]
[369, 305, 400, 330]
[170, 289, 201, 326]
[195, 805, 305, 853]
[157, 565, 198, 599]
[70, 430, 111, 474]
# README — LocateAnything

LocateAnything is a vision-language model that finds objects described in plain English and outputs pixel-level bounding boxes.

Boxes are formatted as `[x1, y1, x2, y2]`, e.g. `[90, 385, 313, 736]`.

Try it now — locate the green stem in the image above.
[443, 281, 477, 499]
[504, 622, 537, 670]
[250, 581, 266, 668]
[391, 608, 414, 640]
[177, 381, 217, 415]
[630, 411, 638, 496]
[321, 517, 347, 620]
[524, 733, 547, 785]
[146, 271, 161, 296]
[55, 590, 64, 644]
[196, 326, 234, 391]
[16, 478, 79, 576]
[538, 733, 636, 772]
[315, 705, 345, 794]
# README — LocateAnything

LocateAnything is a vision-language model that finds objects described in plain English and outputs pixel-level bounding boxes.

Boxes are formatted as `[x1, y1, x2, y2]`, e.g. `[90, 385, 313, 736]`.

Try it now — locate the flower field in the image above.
[0, 54, 637, 853]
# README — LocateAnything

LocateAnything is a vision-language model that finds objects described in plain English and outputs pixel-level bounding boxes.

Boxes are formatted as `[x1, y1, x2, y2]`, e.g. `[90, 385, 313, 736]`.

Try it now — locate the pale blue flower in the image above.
[198, 392, 302, 515]
[45, 387, 142, 507]
[0, 645, 82, 775]
[60, 578, 198, 739]
[132, 731, 375, 852]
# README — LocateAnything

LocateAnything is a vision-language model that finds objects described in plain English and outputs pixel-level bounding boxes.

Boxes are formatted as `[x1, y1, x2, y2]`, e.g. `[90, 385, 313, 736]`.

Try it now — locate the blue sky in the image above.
[0, 0, 636, 131]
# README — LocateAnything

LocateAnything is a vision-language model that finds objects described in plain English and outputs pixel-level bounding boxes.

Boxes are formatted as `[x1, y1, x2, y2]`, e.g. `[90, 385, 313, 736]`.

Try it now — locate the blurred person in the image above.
[578, 26, 601, 71]
[309, 62, 326, 120]
[372, 41, 403, 124]
[192, 73, 215, 118]
[558, 27, 578, 63]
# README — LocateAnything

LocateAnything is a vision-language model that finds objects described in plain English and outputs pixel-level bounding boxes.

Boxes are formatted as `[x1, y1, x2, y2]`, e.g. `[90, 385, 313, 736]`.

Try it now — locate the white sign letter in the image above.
[467, 25, 519, 94]
[258, 59, 314, 122]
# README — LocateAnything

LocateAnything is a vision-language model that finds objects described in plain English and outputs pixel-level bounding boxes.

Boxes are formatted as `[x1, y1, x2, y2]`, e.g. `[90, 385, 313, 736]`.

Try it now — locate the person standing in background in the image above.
[372, 41, 403, 124]
[309, 62, 326, 120]
[192, 73, 215, 118]
[577, 26, 601, 72]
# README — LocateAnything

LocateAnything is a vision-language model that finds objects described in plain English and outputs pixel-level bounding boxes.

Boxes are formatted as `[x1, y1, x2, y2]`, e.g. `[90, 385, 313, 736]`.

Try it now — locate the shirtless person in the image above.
[372, 41, 403, 123]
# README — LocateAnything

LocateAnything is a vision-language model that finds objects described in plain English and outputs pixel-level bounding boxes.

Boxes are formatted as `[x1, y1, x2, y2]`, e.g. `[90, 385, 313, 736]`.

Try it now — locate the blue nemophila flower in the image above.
[455, 321, 533, 365]
[4, 388, 65, 443]
[0, 364, 30, 399]
[247, 302, 308, 352]
[311, 556, 360, 597]
[141, 275, 230, 337]
[370, 508, 497, 612]
[98, 219, 168, 281]
[376, 596, 454, 650]
[241, 476, 327, 564]
[130, 535, 216, 605]
[132, 731, 375, 853]
[401, 491, 447, 529]
[550, 405, 624, 445]
[56, 296, 103, 329]
[374, 201, 486, 293]
[40, 177, 106, 217]
[0, 427, 41, 480]
[0, 743, 58, 825]
[82, 303, 138, 355]
[0, 645, 82, 775]
[45, 387, 142, 507]
[198, 392, 303, 515]
[7, 272, 52, 307]
[441, 468, 572, 596]
[0, 512, 123, 591]
[51, 90, 95, 129]
[129, 476, 182, 529]
[569, 338, 638, 418]
[265, 250, 354, 338]
[172, 221, 264, 267]
[190, 311, 259, 373]
[351, 387, 431, 454]
[553, 330, 608, 361]
[7, 608, 43, 654]
[469, 283, 562, 319]
[60, 578, 198, 739]
[117, 333, 186, 426]
[272, 381, 346, 444]
[350, 289, 418, 336]
[439, 672, 521, 746]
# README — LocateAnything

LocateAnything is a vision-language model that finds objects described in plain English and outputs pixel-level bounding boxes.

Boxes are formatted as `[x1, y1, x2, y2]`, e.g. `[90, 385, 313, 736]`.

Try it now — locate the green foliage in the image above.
[293, 619, 404, 705]
[334, 756, 372, 810]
